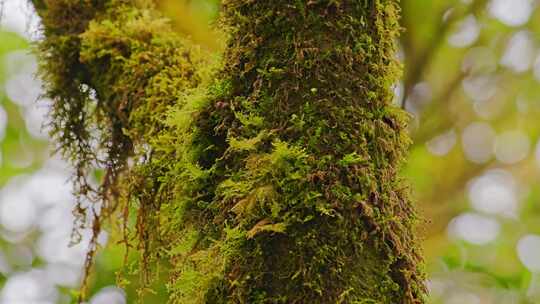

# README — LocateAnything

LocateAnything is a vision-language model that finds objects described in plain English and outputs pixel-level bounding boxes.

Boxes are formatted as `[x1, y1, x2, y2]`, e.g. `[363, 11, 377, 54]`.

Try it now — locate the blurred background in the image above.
[1, 0, 540, 303]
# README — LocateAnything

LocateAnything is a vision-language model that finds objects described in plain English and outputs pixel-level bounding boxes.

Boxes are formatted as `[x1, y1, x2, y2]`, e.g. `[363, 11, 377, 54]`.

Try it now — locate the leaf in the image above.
[246, 219, 287, 239]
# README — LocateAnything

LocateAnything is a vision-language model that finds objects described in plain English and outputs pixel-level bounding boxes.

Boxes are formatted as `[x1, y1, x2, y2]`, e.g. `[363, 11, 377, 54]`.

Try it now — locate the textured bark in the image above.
[32, 0, 426, 303]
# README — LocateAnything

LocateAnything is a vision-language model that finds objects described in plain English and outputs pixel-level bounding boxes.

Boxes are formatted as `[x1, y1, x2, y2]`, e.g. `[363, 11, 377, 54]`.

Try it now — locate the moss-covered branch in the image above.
[31, 0, 214, 298]
[32, 0, 426, 303]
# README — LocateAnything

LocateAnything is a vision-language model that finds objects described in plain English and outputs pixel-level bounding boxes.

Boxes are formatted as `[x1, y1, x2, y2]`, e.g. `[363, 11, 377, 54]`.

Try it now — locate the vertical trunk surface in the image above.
[199, 1, 425, 303]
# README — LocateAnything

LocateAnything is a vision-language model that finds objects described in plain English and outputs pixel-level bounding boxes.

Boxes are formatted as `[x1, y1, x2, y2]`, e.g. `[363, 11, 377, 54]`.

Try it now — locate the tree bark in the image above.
[32, 0, 426, 303]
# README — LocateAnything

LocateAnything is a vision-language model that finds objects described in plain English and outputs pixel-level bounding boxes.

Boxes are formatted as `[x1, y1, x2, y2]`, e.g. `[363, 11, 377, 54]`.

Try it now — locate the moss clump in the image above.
[32, 0, 216, 297]
[32, 0, 426, 303]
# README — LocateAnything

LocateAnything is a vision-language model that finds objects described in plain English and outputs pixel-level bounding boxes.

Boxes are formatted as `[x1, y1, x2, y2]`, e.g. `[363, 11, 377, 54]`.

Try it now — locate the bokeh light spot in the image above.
[462, 74, 498, 102]
[461, 122, 496, 164]
[448, 212, 500, 245]
[500, 31, 535, 73]
[517, 234, 540, 272]
[488, 0, 535, 27]
[448, 15, 480, 48]
[494, 130, 530, 164]
[427, 129, 457, 156]
[0, 270, 58, 304]
[468, 169, 517, 217]
[0, 106, 7, 141]
[90, 286, 126, 304]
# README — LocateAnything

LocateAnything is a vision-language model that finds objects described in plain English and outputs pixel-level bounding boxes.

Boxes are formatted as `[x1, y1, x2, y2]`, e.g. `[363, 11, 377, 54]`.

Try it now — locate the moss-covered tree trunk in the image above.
[32, 0, 425, 303]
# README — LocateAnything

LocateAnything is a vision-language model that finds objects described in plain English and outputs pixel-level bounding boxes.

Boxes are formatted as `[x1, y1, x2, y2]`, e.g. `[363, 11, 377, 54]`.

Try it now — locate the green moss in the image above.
[32, 0, 426, 303]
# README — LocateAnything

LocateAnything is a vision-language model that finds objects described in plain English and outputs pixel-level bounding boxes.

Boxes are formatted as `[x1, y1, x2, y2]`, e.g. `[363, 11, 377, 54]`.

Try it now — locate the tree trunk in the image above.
[32, 0, 426, 303]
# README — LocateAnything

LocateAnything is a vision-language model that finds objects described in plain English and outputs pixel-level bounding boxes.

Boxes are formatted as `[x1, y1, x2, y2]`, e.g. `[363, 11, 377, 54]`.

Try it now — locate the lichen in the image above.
[32, 0, 426, 303]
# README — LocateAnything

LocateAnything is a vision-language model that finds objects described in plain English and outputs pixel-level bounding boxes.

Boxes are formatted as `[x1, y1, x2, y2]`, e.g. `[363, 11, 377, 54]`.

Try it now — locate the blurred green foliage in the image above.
[0, 31, 47, 185]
